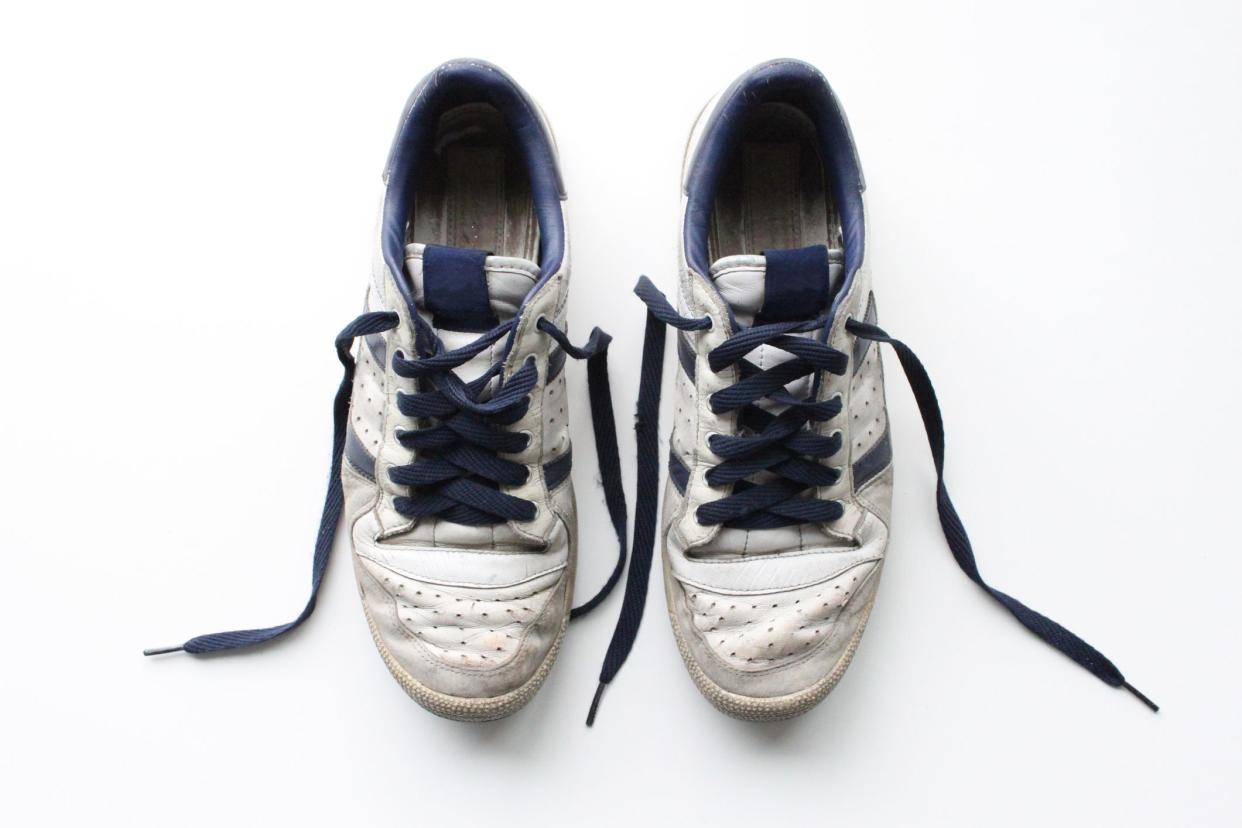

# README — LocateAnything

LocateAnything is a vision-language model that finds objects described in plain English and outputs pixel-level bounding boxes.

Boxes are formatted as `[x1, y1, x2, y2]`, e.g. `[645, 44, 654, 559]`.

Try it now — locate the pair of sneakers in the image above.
[147, 59, 1155, 724]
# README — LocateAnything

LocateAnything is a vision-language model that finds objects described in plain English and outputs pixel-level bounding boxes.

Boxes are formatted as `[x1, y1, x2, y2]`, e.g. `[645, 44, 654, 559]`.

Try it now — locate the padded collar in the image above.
[682, 60, 866, 311]
[381, 59, 565, 319]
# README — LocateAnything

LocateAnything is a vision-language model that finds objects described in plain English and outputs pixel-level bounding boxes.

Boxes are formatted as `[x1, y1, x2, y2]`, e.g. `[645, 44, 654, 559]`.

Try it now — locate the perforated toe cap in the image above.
[667, 555, 881, 702]
[353, 552, 570, 701]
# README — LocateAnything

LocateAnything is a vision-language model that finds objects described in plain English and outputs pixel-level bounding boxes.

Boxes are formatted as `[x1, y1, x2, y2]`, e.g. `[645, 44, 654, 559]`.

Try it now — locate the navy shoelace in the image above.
[145, 309, 627, 656]
[586, 277, 1156, 724]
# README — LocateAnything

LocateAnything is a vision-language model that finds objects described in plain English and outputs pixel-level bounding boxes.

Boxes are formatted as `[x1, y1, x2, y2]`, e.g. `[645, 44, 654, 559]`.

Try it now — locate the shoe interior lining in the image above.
[409, 103, 539, 261]
[708, 102, 842, 261]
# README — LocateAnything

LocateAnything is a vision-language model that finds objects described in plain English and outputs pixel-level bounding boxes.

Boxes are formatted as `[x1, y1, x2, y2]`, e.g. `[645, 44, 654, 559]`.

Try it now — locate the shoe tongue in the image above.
[405, 243, 539, 383]
[394, 243, 542, 551]
[709, 244, 844, 326]
[697, 244, 847, 560]
[406, 243, 539, 331]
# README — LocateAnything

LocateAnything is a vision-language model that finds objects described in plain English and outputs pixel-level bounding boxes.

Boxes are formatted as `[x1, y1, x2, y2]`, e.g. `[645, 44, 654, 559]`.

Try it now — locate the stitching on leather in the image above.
[362, 558, 563, 675]
[855, 465, 893, 529]
[359, 561, 565, 679]
[677, 275, 737, 549]
[674, 556, 880, 680]
[504, 272, 565, 546]
[355, 548, 566, 590]
[376, 282, 417, 537]
[813, 271, 870, 541]
[690, 597, 847, 673]
[673, 554, 880, 596]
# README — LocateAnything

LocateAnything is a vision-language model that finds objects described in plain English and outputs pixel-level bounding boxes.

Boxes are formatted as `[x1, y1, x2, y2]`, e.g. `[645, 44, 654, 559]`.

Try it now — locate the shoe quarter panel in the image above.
[668, 270, 739, 551]
[497, 266, 571, 547]
[820, 266, 893, 537]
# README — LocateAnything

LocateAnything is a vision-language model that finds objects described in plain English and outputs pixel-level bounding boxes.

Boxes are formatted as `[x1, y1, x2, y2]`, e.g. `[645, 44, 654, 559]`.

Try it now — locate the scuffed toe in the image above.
[354, 552, 570, 721]
[665, 554, 882, 720]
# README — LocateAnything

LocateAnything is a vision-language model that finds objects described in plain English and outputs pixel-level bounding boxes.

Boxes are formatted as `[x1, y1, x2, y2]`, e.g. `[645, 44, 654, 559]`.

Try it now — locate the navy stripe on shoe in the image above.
[344, 427, 376, 481]
[852, 426, 891, 489]
[852, 291, 877, 373]
[669, 451, 690, 493]
[544, 448, 573, 490]
[366, 332, 387, 371]
[677, 333, 696, 380]
[547, 346, 566, 381]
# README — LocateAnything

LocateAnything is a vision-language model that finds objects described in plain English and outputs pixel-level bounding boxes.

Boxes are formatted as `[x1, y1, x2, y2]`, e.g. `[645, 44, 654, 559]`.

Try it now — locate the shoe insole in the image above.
[409, 103, 539, 260]
[709, 103, 841, 260]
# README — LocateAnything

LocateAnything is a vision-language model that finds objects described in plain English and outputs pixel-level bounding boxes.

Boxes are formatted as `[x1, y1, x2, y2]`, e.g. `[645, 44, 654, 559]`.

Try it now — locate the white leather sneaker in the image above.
[586, 59, 1156, 723]
[145, 60, 627, 723]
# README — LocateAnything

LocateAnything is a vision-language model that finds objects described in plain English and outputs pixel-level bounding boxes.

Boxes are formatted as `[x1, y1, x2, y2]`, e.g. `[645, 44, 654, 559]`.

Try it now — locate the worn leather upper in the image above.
[343, 65, 576, 703]
[663, 69, 892, 701]
[343, 225, 577, 699]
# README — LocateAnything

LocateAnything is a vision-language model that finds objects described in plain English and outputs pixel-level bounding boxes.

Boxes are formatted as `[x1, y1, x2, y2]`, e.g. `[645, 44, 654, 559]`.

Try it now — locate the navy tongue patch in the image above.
[756, 244, 832, 324]
[421, 244, 500, 332]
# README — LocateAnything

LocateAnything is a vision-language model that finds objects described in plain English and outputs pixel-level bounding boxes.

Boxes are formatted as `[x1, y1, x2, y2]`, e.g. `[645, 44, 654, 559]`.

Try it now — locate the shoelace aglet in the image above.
[1121, 680, 1159, 713]
[585, 681, 607, 727]
[142, 644, 185, 657]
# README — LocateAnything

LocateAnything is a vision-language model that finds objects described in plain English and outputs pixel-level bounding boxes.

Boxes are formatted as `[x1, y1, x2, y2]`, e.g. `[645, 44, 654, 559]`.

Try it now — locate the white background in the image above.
[1, 1, 1239, 824]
